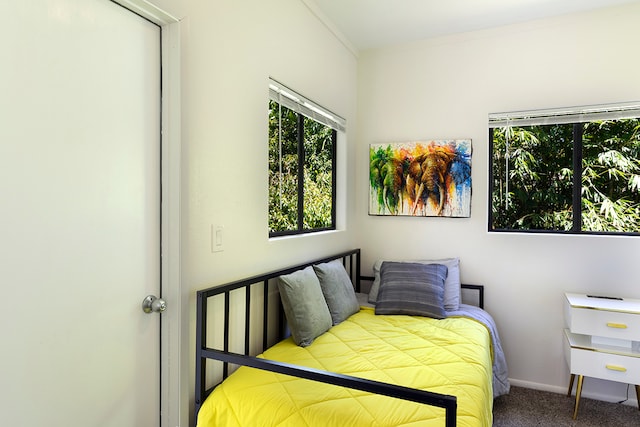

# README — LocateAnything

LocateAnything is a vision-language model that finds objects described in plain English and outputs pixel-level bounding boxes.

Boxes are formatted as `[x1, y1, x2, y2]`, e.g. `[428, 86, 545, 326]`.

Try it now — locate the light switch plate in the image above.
[212, 225, 224, 252]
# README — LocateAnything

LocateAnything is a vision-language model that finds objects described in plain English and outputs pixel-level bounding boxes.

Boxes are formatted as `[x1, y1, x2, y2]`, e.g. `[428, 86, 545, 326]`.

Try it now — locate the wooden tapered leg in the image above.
[572, 375, 584, 420]
[635, 385, 640, 411]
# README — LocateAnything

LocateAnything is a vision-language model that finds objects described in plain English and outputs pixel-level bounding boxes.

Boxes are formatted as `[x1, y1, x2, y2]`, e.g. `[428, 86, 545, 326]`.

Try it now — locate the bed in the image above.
[195, 249, 508, 427]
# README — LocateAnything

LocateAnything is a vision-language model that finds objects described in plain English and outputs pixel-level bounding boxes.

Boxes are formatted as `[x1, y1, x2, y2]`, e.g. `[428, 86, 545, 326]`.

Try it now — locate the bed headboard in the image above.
[195, 249, 362, 415]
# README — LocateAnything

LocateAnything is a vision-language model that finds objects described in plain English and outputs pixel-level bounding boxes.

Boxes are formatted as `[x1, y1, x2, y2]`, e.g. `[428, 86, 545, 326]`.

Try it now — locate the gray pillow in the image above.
[277, 266, 332, 347]
[374, 261, 447, 319]
[313, 260, 360, 325]
[368, 257, 461, 311]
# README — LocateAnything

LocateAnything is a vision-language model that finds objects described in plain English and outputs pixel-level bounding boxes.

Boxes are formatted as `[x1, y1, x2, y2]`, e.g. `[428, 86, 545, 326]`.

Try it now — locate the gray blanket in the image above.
[447, 304, 510, 398]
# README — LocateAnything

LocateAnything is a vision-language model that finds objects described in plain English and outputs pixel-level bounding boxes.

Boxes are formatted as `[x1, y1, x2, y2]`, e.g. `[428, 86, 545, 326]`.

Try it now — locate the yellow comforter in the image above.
[197, 307, 493, 426]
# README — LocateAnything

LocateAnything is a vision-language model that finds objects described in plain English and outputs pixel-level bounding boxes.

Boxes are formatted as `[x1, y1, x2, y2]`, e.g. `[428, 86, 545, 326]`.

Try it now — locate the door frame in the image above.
[111, 2, 182, 427]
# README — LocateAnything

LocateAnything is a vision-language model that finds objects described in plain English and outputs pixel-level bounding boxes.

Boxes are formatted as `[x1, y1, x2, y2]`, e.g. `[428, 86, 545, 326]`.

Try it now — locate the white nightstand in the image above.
[563, 292, 640, 419]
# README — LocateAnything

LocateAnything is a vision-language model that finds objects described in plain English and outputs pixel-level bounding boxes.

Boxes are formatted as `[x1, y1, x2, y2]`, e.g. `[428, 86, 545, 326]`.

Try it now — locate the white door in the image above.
[1, 1, 162, 426]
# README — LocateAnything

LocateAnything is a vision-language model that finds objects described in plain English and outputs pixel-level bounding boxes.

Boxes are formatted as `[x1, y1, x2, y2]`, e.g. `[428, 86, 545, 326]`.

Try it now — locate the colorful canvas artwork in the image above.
[369, 140, 472, 217]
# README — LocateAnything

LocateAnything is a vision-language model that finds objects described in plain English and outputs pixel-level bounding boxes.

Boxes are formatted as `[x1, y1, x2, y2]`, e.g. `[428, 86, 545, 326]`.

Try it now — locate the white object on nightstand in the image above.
[563, 292, 640, 420]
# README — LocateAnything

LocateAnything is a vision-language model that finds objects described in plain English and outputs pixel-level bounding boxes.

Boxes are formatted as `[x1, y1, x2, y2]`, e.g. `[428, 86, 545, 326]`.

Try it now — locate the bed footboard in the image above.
[194, 249, 458, 427]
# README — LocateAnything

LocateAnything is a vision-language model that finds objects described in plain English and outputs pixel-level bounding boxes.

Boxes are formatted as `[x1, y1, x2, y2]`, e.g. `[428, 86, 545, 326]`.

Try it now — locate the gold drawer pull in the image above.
[606, 322, 627, 329]
[605, 364, 627, 372]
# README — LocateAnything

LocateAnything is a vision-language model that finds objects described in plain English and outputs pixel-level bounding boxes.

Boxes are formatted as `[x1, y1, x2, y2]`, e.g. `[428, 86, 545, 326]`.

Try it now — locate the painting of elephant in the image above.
[369, 140, 472, 217]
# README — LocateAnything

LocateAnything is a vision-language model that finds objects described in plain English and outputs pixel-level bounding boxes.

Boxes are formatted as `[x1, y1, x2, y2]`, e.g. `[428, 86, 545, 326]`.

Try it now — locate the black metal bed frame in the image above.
[194, 248, 484, 427]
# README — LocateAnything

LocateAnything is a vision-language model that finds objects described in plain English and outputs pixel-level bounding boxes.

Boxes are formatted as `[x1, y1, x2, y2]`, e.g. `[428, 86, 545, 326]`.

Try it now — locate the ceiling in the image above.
[308, 0, 639, 51]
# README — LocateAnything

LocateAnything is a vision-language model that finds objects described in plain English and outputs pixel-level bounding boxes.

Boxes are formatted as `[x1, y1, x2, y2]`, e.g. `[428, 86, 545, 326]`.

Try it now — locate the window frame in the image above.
[268, 79, 343, 238]
[488, 102, 640, 236]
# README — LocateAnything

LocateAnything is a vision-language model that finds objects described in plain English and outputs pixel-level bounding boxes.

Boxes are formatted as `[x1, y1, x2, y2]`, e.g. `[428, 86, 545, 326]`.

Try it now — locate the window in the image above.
[268, 79, 345, 237]
[489, 102, 640, 235]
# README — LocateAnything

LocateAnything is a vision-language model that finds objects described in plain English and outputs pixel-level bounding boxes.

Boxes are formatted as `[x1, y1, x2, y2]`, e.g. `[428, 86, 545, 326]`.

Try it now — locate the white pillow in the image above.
[368, 257, 461, 311]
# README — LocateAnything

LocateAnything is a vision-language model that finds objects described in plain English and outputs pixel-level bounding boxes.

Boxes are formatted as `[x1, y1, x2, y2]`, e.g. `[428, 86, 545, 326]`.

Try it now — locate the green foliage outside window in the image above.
[268, 100, 335, 235]
[491, 118, 640, 233]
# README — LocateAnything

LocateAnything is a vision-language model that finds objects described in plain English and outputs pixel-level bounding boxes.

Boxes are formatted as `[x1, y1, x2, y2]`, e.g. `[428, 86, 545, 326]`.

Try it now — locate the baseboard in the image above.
[508, 378, 566, 394]
[508, 378, 639, 408]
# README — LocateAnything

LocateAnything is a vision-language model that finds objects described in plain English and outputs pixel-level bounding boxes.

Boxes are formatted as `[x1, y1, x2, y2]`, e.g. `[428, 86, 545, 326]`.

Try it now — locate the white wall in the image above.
[357, 2, 640, 402]
[150, 0, 357, 425]
[141, 0, 640, 423]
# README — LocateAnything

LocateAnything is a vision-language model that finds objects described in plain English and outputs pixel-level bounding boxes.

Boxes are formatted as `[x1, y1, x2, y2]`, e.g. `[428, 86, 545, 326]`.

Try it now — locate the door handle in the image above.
[142, 295, 167, 313]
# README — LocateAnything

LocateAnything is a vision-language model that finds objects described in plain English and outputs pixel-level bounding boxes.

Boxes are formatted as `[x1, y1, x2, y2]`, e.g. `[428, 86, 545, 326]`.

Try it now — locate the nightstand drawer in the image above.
[567, 307, 640, 341]
[567, 346, 640, 383]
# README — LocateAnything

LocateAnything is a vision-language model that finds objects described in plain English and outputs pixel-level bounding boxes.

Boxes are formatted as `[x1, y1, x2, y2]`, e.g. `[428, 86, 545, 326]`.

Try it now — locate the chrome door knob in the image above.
[142, 295, 167, 313]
